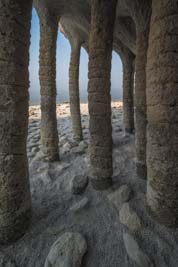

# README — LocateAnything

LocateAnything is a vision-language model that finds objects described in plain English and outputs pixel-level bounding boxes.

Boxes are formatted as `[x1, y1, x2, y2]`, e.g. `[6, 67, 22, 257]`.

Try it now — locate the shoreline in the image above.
[29, 99, 123, 106]
[29, 101, 123, 119]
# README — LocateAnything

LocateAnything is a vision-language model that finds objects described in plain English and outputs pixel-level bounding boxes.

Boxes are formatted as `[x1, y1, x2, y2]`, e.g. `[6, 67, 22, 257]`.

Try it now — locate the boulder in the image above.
[70, 175, 88, 194]
[119, 202, 141, 232]
[44, 232, 87, 267]
[123, 233, 154, 267]
[108, 185, 131, 210]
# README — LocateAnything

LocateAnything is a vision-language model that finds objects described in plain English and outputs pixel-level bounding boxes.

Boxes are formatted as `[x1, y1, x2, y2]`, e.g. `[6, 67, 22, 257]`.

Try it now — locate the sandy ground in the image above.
[1, 102, 178, 267]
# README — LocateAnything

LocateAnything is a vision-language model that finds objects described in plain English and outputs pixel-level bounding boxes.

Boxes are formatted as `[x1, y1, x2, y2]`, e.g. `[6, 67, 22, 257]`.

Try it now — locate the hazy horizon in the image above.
[29, 8, 123, 105]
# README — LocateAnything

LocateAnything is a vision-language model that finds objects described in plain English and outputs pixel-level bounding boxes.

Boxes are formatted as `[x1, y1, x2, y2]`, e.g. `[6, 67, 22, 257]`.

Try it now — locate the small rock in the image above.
[31, 150, 45, 163]
[108, 185, 131, 210]
[60, 136, 67, 145]
[27, 151, 35, 158]
[78, 141, 88, 150]
[36, 162, 50, 173]
[31, 146, 40, 153]
[71, 146, 85, 155]
[53, 162, 71, 173]
[119, 202, 141, 232]
[44, 232, 87, 267]
[69, 197, 89, 212]
[123, 233, 154, 267]
[61, 142, 71, 154]
[39, 170, 52, 184]
[70, 175, 88, 194]
[115, 127, 122, 133]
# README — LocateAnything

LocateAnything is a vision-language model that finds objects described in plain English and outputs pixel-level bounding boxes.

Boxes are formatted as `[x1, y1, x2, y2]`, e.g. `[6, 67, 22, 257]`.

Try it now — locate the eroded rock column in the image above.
[39, 19, 59, 161]
[146, 0, 178, 227]
[88, 0, 118, 190]
[0, 0, 32, 243]
[69, 40, 83, 142]
[123, 52, 135, 134]
[134, 28, 149, 179]
[124, 0, 151, 179]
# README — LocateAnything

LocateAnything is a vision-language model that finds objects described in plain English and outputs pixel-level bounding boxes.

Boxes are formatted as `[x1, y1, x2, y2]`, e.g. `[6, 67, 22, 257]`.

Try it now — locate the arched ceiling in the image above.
[34, 0, 147, 56]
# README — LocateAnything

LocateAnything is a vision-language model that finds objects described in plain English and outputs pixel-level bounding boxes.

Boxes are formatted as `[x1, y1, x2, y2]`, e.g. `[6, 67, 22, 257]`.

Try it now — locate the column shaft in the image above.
[134, 29, 149, 179]
[88, 0, 118, 190]
[69, 42, 83, 142]
[146, 0, 178, 227]
[0, 0, 32, 243]
[39, 20, 59, 161]
[123, 54, 135, 134]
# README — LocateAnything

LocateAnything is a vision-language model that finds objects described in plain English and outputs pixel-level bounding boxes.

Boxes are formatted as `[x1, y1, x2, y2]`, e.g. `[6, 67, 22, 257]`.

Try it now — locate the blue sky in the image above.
[29, 8, 123, 104]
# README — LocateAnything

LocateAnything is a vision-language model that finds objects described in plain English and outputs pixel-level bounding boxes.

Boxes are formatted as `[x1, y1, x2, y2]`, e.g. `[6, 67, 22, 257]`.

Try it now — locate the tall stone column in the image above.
[124, 0, 151, 180]
[0, 0, 32, 243]
[122, 52, 135, 134]
[69, 40, 83, 142]
[88, 0, 118, 190]
[134, 29, 149, 178]
[39, 18, 59, 162]
[146, 0, 178, 227]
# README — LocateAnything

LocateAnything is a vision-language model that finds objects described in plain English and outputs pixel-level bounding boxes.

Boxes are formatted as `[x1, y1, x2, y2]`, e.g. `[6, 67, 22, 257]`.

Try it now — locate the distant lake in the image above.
[29, 87, 123, 105]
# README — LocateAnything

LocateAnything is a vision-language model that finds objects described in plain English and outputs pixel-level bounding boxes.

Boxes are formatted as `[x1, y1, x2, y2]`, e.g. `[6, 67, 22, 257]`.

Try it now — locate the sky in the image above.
[29, 8, 123, 104]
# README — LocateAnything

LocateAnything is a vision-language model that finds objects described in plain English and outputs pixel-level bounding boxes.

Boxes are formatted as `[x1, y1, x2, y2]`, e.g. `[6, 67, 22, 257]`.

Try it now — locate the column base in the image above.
[47, 154, 60, 162]
[0, 208, 31, 245]
[42, 150, 60, 162]
[136, 161, 147, 179]
[90, 176, 112, 191]
[146, 200, 178, 228]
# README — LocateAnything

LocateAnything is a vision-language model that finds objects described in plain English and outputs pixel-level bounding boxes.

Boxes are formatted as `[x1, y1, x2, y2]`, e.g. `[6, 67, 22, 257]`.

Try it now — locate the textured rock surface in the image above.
[146, 0, 178, 226]
[108, 185, 131, 210]
[69, 197, 89, 212]
[70, 175, 88, 194]
[0, 0, 32, 244]
[88, 0, 117, 190]
[119, 202, 141, 232]
[44, 232, 87, 267]
[123, 233, 154, 267]
[39, 17, 59, 162]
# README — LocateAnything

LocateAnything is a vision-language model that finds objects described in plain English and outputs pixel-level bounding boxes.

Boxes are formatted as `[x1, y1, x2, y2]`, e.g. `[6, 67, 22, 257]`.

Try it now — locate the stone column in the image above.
[146, 0, 178, 227]
[88, 0, 118, 190]
[39, 18, 59, 161]
[122, 52, 135, 134]
[0, 0, 32, 243]
[124, 0, 151, 179]
[134, 27, 150, 179]
[69, 40, 83, 142]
